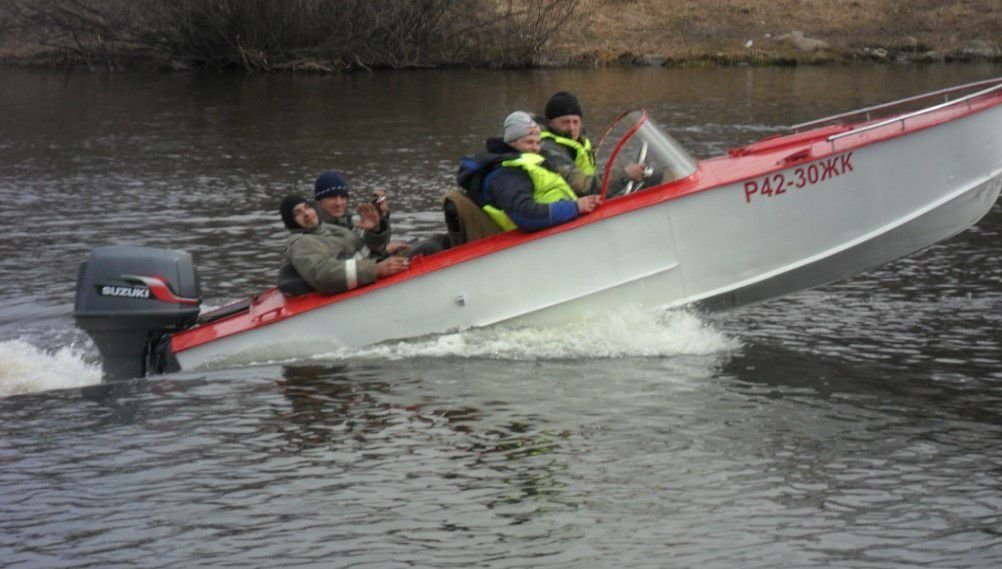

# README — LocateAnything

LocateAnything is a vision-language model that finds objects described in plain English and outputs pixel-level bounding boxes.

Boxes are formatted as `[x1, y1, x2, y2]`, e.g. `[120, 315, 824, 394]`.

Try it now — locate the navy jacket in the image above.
[456, 138, 578, 231]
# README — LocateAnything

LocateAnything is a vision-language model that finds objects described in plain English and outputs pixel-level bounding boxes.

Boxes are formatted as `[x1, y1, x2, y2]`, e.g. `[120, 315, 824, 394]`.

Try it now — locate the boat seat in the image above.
[443, 190, 503, 247]
[277, 262, 315, 296]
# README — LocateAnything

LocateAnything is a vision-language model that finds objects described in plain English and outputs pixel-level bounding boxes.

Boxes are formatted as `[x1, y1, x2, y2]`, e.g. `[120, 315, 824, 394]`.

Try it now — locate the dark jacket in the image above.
[539, 135, 599, 196]
[456, 138, 579, 232]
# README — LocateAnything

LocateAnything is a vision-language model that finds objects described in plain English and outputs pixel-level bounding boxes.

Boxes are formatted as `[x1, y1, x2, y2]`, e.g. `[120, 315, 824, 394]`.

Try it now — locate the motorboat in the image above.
[74, 78, 1002, 380]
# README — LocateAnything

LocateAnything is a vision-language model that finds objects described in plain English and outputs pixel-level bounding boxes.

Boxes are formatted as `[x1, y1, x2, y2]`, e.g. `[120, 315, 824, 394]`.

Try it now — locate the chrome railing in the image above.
[825, 81, 1002, 143]
[790, 77, 1002, 133]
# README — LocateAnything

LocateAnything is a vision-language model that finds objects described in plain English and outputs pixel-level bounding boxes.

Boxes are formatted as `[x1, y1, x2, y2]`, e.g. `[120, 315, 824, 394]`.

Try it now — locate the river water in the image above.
[1, 64, 1001, 568]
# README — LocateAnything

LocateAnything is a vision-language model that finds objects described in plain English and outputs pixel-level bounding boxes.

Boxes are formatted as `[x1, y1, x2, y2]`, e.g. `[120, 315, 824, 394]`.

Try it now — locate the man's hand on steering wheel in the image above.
[624, 163, 646, 182]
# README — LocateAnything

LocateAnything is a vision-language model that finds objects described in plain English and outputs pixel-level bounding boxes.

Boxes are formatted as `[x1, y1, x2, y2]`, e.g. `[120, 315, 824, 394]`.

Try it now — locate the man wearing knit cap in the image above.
[312, 170, 355, 228]
[503, 111, 541, 152]
[313, 169, 395, 230]
[455, 110, 599, 233]
[539, 91, 645, 195]
[312, 169, 411, 258]
[278, 194, 408, 295]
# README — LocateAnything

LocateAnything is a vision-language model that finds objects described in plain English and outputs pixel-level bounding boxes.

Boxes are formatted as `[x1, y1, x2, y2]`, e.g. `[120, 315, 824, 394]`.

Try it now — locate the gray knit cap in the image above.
[503, 111, 539, 143]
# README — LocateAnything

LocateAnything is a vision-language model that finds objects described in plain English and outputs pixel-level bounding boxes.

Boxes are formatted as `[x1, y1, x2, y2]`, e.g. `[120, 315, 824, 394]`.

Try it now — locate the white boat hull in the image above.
[675, 102, 1002, 310]
[174, 84, 1002, 370]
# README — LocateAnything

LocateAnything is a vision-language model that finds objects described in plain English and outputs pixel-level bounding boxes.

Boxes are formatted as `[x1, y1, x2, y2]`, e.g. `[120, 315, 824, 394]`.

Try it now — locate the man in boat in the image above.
[279, 195, 409, 295]
[313, 170, 449, 258]
[454, 111, 599, 233]
[537, 91, 646, 195]
[312, 170, 407, 258]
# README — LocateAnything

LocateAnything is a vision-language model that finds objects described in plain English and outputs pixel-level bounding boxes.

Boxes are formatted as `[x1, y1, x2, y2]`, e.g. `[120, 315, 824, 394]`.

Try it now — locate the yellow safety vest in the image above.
[483, 153, 579, 231]
[540, 131, 596, 176]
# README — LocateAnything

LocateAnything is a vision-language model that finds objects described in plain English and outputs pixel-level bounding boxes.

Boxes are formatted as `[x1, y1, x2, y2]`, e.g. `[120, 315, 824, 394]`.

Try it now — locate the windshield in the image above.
[595, 110, 697, 198]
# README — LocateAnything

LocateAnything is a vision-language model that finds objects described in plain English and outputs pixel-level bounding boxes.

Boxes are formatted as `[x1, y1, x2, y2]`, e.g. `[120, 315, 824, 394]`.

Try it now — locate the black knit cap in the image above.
[314, 170, 350, 201]
[280, 195, 309, 229]
[544, 91, 584, 120]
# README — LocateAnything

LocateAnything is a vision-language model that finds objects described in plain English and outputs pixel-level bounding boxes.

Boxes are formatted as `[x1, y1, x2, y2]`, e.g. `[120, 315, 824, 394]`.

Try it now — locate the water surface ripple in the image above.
[1, 65, 1001, 568]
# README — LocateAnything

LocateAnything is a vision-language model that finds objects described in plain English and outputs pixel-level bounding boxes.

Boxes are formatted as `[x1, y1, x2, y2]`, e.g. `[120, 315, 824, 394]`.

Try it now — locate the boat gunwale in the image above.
[826, 81, 1002, 143]
[790, 76, 1002, 131]
[170, 84, 1002, 355]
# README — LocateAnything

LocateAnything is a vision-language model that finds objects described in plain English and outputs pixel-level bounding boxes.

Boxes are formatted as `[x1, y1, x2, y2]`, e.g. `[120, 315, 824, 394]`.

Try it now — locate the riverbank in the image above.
[550, 0, 1001, 66]
[1, 0, 999, 70]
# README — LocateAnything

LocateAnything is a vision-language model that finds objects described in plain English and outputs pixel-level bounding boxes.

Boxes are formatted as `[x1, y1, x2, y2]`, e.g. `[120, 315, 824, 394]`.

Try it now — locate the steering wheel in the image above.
[622, 140, 648, 195]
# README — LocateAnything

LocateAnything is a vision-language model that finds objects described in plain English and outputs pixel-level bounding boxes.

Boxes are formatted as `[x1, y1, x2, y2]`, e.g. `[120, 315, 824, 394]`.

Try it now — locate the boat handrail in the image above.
[824, 81, 1002, 144]
[790, 76, 1002, 132]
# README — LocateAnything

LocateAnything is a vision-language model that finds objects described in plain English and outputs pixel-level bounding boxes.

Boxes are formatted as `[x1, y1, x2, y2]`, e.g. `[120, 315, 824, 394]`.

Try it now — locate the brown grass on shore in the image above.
[550, 0, 1001, 65]
[0, 0, 999, 69]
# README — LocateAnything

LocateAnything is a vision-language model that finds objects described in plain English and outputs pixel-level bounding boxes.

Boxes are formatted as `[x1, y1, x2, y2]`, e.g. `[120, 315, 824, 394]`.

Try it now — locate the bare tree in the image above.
[2, 0, 580, 70]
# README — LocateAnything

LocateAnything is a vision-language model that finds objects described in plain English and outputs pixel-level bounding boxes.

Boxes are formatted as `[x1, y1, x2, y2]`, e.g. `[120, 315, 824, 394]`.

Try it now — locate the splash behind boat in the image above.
[74, 78, 1002, 380]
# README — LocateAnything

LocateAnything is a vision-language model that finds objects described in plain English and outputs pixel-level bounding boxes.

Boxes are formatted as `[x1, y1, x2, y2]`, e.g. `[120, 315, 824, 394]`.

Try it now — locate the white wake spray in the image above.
[343, 307, 740, 361]
[0, 308, 740, 396]
[0, 339, 102, 398]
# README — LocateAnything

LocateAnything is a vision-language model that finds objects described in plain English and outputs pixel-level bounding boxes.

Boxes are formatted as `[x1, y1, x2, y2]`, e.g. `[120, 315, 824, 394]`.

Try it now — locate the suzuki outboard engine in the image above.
[74, 246, 201, 381]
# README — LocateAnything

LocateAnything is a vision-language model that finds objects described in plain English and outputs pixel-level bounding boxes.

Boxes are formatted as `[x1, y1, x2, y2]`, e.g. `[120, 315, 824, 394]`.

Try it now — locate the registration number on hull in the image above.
[743, 152, 855, 203]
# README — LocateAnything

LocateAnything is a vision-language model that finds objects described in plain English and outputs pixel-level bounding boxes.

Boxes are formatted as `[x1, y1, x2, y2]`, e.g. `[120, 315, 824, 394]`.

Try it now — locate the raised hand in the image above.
[372, 189, 391, 218]
[356, 202, 381, 231]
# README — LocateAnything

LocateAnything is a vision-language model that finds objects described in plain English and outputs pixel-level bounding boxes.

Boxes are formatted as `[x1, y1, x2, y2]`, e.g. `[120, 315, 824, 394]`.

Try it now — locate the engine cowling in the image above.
[73, 246, 201, 381]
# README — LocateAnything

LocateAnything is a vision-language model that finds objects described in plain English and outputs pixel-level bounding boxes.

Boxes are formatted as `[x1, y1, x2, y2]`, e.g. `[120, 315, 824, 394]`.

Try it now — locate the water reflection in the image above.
[2, 341, 998, 567]
[713, 344, 1002, 560]
[276, 364, 403, 449]
[722, 343, 1002, 421]
[78, 377, 170, 427]
[276, 362, 570, 518]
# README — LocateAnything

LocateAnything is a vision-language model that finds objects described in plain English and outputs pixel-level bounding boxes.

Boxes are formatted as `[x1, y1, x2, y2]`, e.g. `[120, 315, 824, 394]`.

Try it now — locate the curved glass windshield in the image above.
[595, 111, 697, 198]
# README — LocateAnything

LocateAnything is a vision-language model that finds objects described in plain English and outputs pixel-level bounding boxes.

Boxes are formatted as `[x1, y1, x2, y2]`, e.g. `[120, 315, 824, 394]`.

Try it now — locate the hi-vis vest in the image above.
[483, 153, 579, 231]
[539, 131, 596, 176]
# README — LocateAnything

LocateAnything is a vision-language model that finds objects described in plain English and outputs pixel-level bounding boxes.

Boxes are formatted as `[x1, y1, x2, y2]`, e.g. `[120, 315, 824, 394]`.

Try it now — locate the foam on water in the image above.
[337, 307, 741, 361]
[0, 339, 102, 398]
[0, 308, 739, 396]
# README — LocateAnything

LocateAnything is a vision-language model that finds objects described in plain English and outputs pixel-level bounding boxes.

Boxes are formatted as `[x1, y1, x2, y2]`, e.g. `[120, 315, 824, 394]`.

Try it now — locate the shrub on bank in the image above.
[2, 0, 579, 70]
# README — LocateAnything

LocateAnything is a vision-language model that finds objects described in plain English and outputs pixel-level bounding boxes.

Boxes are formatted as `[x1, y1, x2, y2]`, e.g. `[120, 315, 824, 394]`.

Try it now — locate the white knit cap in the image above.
[503, 111, 539, 143]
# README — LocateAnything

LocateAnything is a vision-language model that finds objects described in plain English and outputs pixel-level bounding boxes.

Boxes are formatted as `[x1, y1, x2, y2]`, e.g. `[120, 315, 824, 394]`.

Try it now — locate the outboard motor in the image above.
[74, 246, 201, 381]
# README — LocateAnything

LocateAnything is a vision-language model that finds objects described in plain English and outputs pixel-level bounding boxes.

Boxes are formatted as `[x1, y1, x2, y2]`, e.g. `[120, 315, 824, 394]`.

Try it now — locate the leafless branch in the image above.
[1, 0, 579, 70]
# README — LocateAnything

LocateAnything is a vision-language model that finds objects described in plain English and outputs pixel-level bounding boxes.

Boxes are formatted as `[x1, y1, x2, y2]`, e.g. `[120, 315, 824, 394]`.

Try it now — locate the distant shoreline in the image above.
[1, 0, 999, 72]
[549, 0, 1000, 70]
[2, 44, 997, 73]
